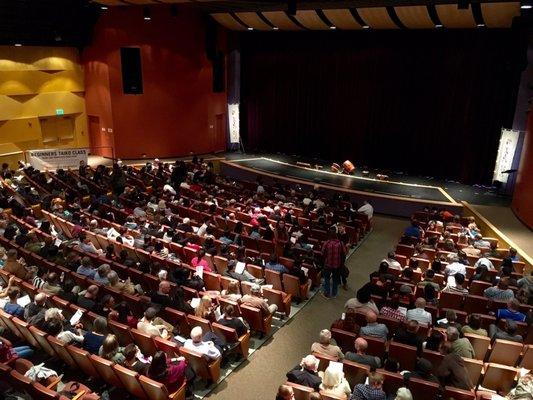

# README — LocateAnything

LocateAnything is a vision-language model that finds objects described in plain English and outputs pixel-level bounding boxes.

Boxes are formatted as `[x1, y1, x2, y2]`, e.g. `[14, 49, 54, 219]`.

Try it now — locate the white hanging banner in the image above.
[493, 128, 519, 183]
[27, 148, 88, 171]
[228, 103, 240, 144]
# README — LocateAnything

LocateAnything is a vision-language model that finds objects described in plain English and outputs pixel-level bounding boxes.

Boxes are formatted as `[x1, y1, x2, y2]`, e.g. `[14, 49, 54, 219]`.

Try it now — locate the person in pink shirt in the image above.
[191, 249, 212, 272]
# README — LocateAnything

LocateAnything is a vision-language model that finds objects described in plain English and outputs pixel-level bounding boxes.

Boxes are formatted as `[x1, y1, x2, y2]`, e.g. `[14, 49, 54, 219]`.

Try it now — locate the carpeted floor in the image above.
[205, 214, 408, 400]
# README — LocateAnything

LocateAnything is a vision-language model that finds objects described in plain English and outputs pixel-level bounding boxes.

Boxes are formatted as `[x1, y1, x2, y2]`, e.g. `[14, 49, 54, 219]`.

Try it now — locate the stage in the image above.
[221, 154, 511, 218]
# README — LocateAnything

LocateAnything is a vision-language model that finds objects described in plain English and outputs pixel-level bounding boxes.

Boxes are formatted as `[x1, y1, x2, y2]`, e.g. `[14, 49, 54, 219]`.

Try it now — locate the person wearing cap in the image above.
[240, 284, 277, 316]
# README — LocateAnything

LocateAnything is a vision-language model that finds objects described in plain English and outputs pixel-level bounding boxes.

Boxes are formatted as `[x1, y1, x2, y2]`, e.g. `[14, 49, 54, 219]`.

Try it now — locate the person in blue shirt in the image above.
[83, 317, 108, 354]
[496, 299, 526, 322]
[404, 221, 422, 239]
[3, 287, 24, 319]
[76, 256, 96, 279]
[509, 247, 520, 262]
[265, 253, 289, 275]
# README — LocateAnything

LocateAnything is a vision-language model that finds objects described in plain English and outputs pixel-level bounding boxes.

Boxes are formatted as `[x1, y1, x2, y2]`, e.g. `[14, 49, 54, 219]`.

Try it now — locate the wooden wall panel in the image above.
[323, 9, 362, 30]
[261, 11, 302, 30]
[435, 4, 476, 28]
[235, 12, 272, 31]
[481, 2, 520, 28]
[294, 10, 329, 30]
[395, 6, 434, 29]
[357, 7, 399, 29]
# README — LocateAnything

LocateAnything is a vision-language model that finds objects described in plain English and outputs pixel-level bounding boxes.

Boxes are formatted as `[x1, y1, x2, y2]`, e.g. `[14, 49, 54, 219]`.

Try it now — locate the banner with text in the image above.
[27, 148, 88, 171]
[493, 128, 519, 184]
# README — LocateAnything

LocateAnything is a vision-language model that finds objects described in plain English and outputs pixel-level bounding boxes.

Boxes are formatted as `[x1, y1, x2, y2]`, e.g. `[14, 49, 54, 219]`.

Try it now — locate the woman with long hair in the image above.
[195, 295, 216, 322]
[99, 334, 125, 363]
[147, 351, 189, 393]
[319, 365, 352, 399]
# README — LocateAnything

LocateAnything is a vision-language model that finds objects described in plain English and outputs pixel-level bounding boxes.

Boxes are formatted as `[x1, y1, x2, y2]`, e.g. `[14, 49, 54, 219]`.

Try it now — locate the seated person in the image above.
[183, 326, 222, 360]
[310, 329, 344, 360]
[286, 354, 321, 391]
[76, 257, 96, 279]
[424, 330, 445, 352]
[224, 259, 260, 283]
[47, 317, 84, 345]
[403, 358, 440, 384]
[379, 294, 406, 322]
[405, 298, 432, 326]
[276, 385, 294, 400]
[137, 307, 172, 339]
[496, 298, 527, 322]
[437, 309, 462, 332]
[195, 295, 217, 322]
[488, 319, 523, 343]
[461, 314, 487, 337]
[352, 372, 387, 400]
[345, 284, 379, 315]
[484, 277, 514, 301]
[265, 253, 289, 274]
[319, 365, 352, 399]
[369, 261, 396, 283]
[447, 326, 475, 359]
[77, 285, 99, 312]
[150, 280, 175, 309]
[442, 273, 468, 295]
[3, 287, 24, 318]
[122, 344, 149, 375]
[417, 269, 440, 291]
[240, 284, 278, 316]
[360, 311, 388, 340]
[190, 249, 212, 272]
[330, 308, 361, 335]
[83, 316, 107, 354]
[393, 320, 423, 353]
[345, 337, 381, 369]
[435, 342, 474, 391]
[221, 281, 243, 302]
[217, 304, 249, 337]
[147, 350, 189, 393]
[99, 334, 125, 363]
[107, 271, 137, 295]
[381, 251, 402, 271]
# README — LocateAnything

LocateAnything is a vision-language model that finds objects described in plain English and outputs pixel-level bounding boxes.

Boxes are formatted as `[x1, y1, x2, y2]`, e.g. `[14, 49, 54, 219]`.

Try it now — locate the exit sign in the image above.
[55, 108, 64, 115]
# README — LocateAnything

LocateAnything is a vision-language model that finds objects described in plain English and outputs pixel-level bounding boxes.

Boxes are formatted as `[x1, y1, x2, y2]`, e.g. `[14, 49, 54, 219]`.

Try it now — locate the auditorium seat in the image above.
[342, 359, 369, 388]
[331, 328, 357, 353]
[443, 386, 476, 400]
[408, 377, 440, 400]
[378, 370, 404, 396]
[179, 345, 221, 384]
[487, 339, 523, 365]
[48, 335, 78, 369]
[360, 335, 386, 360]
[520, 344, 533, 369]
[479, 363, 519, 394]
[89, 354, 124, 389]
[464, 333, 490, 361]
[468, 281, 492, 297]
[212, 322, 250, 358]
[283, 273, 309, 302]
[388, 341, 417, 370]
[319, 391, 345, 400]
[67, 345, 101, 379]
[108, 319, 135, 345]
[114, 364, 149, 399]
[240, 304, 272, 337]
[29, 325, 57, 358]
[139, 375, 186, 400]
[154, 336, 181, 356]
[265, 269, 283, 291]
[131, 328, 158, 356]
[313, 352, 337, 372]
[12, 317, 39, 349]
[246, 264, 264, 279]
[263, 287, 291, 317]
[463, 295, 489, 315]
[187, 314, 212, 334]
[213, 256, 228, 274]
[463, 358, 483, 387]
[421, 349, 443, 369]
[376, 315, 401, 337]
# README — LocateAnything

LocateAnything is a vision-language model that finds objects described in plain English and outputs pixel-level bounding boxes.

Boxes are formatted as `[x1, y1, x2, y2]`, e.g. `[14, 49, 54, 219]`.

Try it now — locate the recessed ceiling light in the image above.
[477, 23, 485, 27]
[329, 26, 336, 30]
[521, 4, 532, 9]
[14, 43, 22, 47]
[273, 26, 279, 30]
[435, 24, 443, 28]
[100, 5, 108, 10]
[362, 25, 370, 29]
[247, 27, 253, 31]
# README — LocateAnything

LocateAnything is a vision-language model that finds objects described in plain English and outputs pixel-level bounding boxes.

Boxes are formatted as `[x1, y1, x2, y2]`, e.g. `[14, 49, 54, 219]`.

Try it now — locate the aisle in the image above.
[205, 214, 408, 400]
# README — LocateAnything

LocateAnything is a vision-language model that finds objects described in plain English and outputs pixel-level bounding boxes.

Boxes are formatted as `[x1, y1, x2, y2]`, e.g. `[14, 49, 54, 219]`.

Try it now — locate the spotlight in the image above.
[435, 24, 443, 28]
[287, 0, 296, 16]
[329, 26, 336, 30]
[521, 2, 532, 8]
[143, 7, 151, 21]
[362, 25, 370, 29]
[14, 43, 22, 47]
[100, 5, 108, 10]
[477, 23, 485, 27]
[247, 27, 253, 31]
[273, 26, 279, 30]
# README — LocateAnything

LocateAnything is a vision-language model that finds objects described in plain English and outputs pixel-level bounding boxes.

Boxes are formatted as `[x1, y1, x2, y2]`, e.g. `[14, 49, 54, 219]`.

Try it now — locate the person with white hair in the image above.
[394, 387, 413, 400]
[286, 354, 322, 391]
[240, 284, 278, 316]
[183, 326, 222, 360]
[311, 329, 344, 360]
[444, 253, 467, 277]
[357, 200, 374, 219]
[319, 365, 351, 399]
[405, 298, 433, 326]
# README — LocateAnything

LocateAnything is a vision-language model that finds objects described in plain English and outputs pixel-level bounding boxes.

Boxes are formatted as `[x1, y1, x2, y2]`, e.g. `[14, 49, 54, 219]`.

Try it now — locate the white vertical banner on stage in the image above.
[27, 148, 88, 170]
[493, 128, 519, 183]
[228, 103, 240, 144]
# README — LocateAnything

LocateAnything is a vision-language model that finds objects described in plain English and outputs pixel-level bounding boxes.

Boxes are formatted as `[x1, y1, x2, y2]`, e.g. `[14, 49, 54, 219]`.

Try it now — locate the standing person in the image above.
[322, 229, 346, 299]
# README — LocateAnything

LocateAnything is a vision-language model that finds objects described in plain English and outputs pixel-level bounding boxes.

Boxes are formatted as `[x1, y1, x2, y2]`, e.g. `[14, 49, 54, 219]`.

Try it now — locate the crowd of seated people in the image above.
[282, 209, 533, 400]
[0, 158, 373, 399]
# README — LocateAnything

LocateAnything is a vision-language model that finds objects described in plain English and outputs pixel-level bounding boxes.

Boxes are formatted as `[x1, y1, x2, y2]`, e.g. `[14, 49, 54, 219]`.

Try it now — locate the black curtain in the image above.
[240, 29, 526, 184]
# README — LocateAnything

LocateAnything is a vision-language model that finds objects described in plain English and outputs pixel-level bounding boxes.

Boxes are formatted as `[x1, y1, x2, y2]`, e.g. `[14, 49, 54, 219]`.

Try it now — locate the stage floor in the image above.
[225, 154, 511, 207]
[231, 157, 454, 203]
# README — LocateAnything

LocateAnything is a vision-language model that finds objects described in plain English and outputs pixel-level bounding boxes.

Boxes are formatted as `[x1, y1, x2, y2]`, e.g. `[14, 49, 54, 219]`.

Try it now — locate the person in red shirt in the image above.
[321, 229, 346, 299]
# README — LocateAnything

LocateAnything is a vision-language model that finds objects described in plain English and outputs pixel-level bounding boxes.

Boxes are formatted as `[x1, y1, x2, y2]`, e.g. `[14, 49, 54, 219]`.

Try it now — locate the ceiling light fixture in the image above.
[100, 5, 108, 10]
[273, 26, 279, 30]
[521, 2, 532, 8]
[329, 26, 336, 30]
[14, 43, 22, 47]
[477, 23, 485, 27]
[435, 24, 443, 28]
[143, 7, 151, 21]
[362, 25, 370, 29]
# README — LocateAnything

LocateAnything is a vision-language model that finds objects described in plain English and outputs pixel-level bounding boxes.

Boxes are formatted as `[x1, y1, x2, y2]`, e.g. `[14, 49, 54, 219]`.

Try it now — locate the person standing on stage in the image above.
[321, 228, 347, 299]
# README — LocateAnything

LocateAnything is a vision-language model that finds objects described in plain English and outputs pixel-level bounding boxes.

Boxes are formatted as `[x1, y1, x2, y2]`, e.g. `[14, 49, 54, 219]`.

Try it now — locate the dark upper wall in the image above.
[82, 5, 227, 159]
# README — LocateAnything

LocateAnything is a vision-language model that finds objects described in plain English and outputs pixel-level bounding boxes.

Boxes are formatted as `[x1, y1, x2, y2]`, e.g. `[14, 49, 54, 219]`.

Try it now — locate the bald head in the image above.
[159, 280, 171, 294]
[415, 297, 426, 309]
[35, 293, 46, 306]
[406, 319, 419, 333]
[366, 311, 377, 324]
[355, 337, 368, 353]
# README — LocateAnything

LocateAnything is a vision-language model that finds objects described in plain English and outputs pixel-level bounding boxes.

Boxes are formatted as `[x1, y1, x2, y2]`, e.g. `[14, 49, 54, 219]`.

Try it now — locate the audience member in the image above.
[286, 354, 321, 391]
[319, 365, 352, 399]
[393, 320, 423, 353]
[351, 372, 386, 400]
[435, 342, 474, 391]
[446, 326, 475, 358]
[461, 314, 487, 336]
[405, 298, 432, 326]
[345, 338, 381, 369]
[311, 329, 344, 360]
[360, 311, 388, 340]
[488, 319, 524, 343]
[484, 277, 514, 301]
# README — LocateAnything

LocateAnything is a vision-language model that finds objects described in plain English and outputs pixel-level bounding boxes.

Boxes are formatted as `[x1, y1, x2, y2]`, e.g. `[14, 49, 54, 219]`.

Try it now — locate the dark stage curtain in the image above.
[240, 29, 526, 184]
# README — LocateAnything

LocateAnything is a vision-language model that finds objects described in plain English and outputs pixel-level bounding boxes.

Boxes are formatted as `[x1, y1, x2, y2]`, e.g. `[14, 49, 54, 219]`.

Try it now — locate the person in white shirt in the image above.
[382, 251, 402, 270]
[444, 254, 466, 277]
[196, 217, 210, 237]
[474, 257, 495, 271]
[163, 183, 176, 196]
[405, 298, 432, 326]
[357, 201, 373, 219]
[183, 326, 221, 360]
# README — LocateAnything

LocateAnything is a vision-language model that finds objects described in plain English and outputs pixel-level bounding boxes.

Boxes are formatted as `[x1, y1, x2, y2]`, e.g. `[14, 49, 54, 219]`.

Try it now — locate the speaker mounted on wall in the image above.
[120, 47, 143, 94]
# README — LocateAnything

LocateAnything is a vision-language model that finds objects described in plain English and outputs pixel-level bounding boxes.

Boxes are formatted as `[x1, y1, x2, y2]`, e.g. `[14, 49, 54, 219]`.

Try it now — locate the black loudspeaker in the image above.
[213, 51, 225, 93]
[120, 47, 143, 94]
